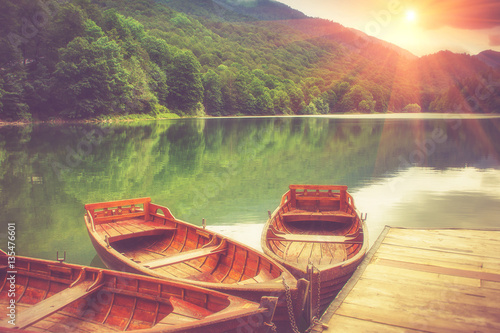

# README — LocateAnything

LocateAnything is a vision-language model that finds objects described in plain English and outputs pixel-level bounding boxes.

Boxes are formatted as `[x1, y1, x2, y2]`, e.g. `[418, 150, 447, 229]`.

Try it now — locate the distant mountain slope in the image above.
[1, 0, 499, 122]
[68, 0, 500, 114]
[271, 18, 417, 60]
[162, 0, 414, 59]
[215, 0, 308, 21]
[417, 51, 494, 90]
[155, 0, 250, 21]
[475, 50, 500, 69]
[159, 0, 307, 21]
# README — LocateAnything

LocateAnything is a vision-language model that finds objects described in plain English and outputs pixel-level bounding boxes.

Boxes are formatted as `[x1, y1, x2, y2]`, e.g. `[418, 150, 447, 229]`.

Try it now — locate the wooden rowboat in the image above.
[84, 198, 309, 332]
[0, 251, 278, 332]
[261, 185, 368, 321]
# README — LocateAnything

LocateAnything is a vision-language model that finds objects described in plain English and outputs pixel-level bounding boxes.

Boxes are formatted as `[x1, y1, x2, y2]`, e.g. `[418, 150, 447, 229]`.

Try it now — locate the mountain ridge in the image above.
[165, 0, 500, 66]
[1, 0, 499, 121]
[145, 0, 500, 113]
[162, 0, 416, 59]
[475, 50, 500, 68]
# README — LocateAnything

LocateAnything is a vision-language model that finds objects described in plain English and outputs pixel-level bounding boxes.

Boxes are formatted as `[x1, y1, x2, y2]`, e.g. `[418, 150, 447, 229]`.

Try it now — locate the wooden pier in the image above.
[314, 227, 500, 332]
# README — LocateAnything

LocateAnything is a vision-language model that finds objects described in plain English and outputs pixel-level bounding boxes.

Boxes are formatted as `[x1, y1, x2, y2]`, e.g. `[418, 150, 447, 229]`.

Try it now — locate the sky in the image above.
[278, 0, 500, 56]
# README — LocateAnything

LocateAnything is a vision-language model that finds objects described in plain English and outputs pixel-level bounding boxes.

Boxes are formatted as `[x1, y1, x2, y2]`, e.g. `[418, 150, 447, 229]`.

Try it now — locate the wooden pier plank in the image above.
[362, 261, 481, 288]
[326, 315, 425, 332]
[318, 228, 500, 333]
[333, 278, 500, 332]
[383, 228, 500, 258]
[374, 243, 500, 275]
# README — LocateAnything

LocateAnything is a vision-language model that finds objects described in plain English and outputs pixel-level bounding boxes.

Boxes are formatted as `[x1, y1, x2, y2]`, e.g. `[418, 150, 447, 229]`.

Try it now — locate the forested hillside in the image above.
[1, 0, 499, 121]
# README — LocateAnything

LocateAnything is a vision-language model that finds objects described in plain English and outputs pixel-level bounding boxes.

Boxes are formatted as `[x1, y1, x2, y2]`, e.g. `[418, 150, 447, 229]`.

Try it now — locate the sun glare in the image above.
[405, 10, 417, 23]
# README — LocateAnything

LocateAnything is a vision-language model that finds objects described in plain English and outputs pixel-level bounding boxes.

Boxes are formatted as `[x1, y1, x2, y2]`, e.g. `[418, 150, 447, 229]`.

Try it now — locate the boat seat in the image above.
[99, 220, 177, 243]
[268, 227, 363, 244]
[169, 296, 214, 318]
[144, 240, 227, 269]
[15, 280, 102, 329]
[281, 210, 355, 223]
[295, 196, 340, 201]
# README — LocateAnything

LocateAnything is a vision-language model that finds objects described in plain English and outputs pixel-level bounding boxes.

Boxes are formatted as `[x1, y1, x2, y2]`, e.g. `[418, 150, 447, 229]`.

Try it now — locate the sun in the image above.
[405, 9, 417, 23]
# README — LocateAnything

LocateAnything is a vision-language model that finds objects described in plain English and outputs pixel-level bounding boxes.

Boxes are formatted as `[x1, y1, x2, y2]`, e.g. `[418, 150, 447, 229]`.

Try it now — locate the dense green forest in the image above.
[1, 0, 499, 121]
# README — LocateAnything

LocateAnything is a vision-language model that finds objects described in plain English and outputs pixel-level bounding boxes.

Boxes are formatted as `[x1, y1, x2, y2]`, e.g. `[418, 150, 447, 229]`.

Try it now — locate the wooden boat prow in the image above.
[84, 197, 309, 331]
[262, 185, 368, 317]
[0, 251, 278, 332]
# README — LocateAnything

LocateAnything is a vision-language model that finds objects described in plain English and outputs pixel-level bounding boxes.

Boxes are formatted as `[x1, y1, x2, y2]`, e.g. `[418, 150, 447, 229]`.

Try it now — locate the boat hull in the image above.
[85, 198, 309, 332]
[0, 252, 278, 333]
[262, 185, 368, 318]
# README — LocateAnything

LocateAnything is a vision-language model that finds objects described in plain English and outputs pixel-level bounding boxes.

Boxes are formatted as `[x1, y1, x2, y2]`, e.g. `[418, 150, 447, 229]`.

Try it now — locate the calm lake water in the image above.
[1, 115, 500, 266]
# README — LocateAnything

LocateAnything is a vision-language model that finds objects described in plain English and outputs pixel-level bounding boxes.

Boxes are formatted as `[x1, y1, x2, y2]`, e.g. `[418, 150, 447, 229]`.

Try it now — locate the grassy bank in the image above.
[0, 111, 181, 127]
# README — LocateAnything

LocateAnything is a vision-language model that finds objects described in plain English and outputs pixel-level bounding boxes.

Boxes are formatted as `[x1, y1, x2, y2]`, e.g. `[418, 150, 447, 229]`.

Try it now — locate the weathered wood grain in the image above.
[316, 228, 500, 333]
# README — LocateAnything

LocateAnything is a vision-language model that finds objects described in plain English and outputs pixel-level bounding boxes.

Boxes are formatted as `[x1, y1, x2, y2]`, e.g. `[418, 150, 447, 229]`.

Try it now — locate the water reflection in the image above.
[0, 117, 499, 265]
[354, 167, 500, 247]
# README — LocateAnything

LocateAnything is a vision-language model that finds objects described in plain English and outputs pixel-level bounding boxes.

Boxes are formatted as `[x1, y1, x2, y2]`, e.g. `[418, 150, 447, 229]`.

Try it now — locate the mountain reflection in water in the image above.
[0, 116, 499, 264]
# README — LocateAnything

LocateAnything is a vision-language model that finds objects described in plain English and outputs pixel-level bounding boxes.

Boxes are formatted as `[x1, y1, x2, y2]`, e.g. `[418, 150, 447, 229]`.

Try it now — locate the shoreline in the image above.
[0, 114, 181, 128]
[200, 113, 500, 120]
[1, 112, 499, 127]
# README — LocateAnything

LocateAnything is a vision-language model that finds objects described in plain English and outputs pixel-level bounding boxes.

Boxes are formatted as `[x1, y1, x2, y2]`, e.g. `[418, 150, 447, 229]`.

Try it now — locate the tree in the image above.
[148, 62, 169, 106]
[0, 69, 29, 120]
[322, 89, 337, 112]
[403, 103, 422, 113]
[218, 65, 237, 115]
[141, 34, 175, 70]
[233, 70, 256, 114]
[83, 19, 104, 42]
[102, 9, 145, 59]
[340, 84, 375, 113]
[249, 77, 273, 114]
[312, 96, 329, 114]
[203, 70, 223, 115]
[286, 84, 305, 113]
[43, 3, 87, 69]
[302, 101, 318, 115]
[334, 81, 350, 99]
[123, 56, 159, 114]
[53, 36, 131, 118]
[272, 89, 291, 114]
[358, 99, 376, 113]
[167, 50, 204, 114]
[25, 63, 54, 118]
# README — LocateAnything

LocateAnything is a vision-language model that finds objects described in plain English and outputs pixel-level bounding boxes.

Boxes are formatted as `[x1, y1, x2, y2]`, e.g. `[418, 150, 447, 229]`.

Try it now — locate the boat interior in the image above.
[86, 198, 283, 285]
[266, 186, 364, 268]
[0, 257, 231, 332]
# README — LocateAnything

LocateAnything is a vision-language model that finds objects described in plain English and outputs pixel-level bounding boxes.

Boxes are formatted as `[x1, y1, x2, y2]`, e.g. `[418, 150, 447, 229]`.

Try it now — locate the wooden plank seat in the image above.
[295, 196, 340, 201]
[15, 279, 103, 329]
[103, 220, 177, 243]
[282, 210, 355, 223]
[268, 227, 363, 244]
[169, 296, 214, 319]
[144, 240, 228, 269]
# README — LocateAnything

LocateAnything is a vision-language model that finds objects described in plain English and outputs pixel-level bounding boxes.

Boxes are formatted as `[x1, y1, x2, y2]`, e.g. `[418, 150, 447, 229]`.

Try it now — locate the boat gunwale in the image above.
[84, 200, 299, 293]
[0, 252, 279, 333]
[261, 186, 369, 276]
